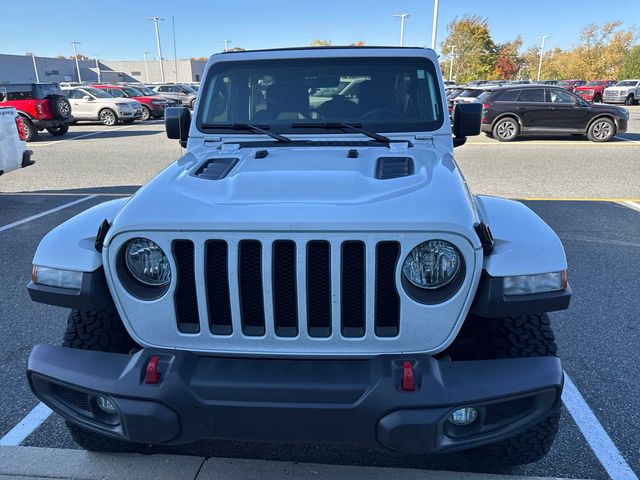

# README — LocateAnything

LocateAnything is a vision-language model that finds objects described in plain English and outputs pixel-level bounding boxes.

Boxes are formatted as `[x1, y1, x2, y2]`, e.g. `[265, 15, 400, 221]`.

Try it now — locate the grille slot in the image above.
[341, 241, 366, 337]
[375, 242, 401, 337]
[194, 158, 238, 180]
[306, 241, 332, 337]
[205, 240, 232, 335]
[272, 241, 298, 337]
[376, 157, 415, 180]
[238, 240, 265, 336]
[52, 383, 90, 413]
[485, 396, 535, 425]
[173, 240, 200, 333]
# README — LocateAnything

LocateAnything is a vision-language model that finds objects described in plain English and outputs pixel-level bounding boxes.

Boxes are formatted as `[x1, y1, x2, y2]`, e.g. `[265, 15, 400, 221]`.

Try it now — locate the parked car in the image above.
[0, 106, 34, 175]
[573, 80, 618, 103]
[136, 86, 182, 107]
[539, 80, 558, 85]
[27, 46, 570, 466]
[152, 84, 197, 108]
[556, 80, 586, 92]
[0, 83, 73, 141]
[603, 79, 640, 105]
[62, 87, 142, 126]
[91, 85, 168, 121]
[481, 84, 628, 142]
[453, 87, 487, 104]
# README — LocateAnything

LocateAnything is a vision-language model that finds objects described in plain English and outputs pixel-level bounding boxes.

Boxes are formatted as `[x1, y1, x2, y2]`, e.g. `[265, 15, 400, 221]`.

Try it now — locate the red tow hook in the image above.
[145, 355, 161, 384]
[401, 361, 415, 392]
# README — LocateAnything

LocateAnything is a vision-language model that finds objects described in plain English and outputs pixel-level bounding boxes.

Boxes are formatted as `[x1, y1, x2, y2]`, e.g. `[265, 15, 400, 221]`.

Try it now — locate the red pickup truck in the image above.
[574, 80, 618, 103]
[90, 85, 168, 121]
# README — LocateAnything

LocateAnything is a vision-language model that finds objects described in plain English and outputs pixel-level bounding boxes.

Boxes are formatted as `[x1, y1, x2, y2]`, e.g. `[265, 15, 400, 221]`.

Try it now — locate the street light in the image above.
[393, 14, 410, 47]
[448, 45, 456, 82]
[70, 41, 82, 83]
[431, 0, 439, 50]
[223, 40, 232, 52]
[93, 54, 101, 83]
[147, 16, 166, 83]
[537, 35, 550, 81]
[29, 53, 39, 82]
[143, 51, 150, 83]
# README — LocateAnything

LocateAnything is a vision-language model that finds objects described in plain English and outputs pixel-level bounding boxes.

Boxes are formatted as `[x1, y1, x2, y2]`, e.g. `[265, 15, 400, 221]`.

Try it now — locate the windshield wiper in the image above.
[291, 122, 391, 144]
[200, 123, 292, 143]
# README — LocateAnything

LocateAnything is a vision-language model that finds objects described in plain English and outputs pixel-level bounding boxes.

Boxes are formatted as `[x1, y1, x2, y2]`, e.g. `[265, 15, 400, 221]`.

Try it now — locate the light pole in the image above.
[70, 41, 82, 83]
[448, 45, 456, 82]
[393, 14, 410, 47]
[172, 16, 178, 83]
[223, 40, 232, 52]
[147, 16, 166, 83]
[30, 53, 39, 82]
[93, 54, 101, 83]
[431, 0, 439, 50]
[143, 51, 150, 83]
[537, 35, 550, 81]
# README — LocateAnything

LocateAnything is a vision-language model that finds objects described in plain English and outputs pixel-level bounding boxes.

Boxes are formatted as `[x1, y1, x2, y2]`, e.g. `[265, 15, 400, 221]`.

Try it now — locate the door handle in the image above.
[516, 106, 526, 111]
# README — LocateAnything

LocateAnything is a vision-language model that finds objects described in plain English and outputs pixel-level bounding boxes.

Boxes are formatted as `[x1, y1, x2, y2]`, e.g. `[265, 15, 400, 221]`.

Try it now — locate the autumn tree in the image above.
[493, 37, 523, 79]
[618, 45, 640, 78]
[310, 39, 332, 47]
[574, 22, 634, 78]
[440, 16, 496, 83]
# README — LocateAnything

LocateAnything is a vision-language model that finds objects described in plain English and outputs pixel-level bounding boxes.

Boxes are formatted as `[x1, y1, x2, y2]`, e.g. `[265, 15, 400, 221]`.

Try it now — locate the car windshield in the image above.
[108, 89, 127, 97]
[476, 90, 494, 101]
[556, 81, 574, 86]
[585, 81, 604, 86]
[123, 87, 143, 97]
[35, 84, 63, 98]
[458, 89, 483, 98]
[447, 89, 464, 98]
[82, 87, 113, 98]
[615, 80, 638, 87]
[179, 85, 196, 93]
[137, 87, 155, 95]
[197, 56, 444, 133]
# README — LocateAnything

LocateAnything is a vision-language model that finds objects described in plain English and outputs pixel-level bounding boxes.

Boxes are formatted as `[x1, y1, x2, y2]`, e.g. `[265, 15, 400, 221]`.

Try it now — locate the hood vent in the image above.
[375, 157, 414, 180]
[194, 158, 238, 180]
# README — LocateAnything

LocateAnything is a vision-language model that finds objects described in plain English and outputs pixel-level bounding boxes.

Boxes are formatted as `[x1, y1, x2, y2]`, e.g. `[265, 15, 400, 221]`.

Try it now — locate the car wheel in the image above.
[99, 109, 117, 126]
[63, 310, 144, 452]
[493, 117, 519, 142]
[21, 117, 38, 142]
[49, 95, 72, 120]
[625, 94, 635, 106]
[141, 105, 151, 121]
[45, 125, 69, 137]
[593, 94, 602, 103]
[587, 118, 616, 142]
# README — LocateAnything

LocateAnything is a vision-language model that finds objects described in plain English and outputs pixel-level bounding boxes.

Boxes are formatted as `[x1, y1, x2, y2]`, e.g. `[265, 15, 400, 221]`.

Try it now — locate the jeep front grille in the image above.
[171, 238, 401, 339]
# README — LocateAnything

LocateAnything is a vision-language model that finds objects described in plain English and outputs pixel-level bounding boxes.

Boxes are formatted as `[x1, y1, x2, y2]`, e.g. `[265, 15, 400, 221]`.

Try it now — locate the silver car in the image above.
[152, 84, 197, 108]
[62, 87, 143, 126]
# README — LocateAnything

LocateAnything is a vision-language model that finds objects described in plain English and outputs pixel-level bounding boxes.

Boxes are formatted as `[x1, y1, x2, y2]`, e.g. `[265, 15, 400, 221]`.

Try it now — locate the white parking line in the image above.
[614, 136, 640, 144]
[0, 195, 96, 232]
[29, 123, 152, 147]
[620, 201, 640, 213]
[563, 373, 638, 480]
[0, 403, 51, 446]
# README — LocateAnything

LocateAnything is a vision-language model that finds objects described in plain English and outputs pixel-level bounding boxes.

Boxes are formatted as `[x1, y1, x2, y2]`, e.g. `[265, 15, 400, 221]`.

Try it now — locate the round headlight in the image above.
[125, 238, 171, 286]
[402, 240, 461, 289]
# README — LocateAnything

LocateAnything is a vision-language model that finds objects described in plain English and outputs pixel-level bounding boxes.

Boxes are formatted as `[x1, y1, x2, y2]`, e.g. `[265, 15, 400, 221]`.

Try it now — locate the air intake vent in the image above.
[375, 157, 414, 180]
[194, 158, 238, 180]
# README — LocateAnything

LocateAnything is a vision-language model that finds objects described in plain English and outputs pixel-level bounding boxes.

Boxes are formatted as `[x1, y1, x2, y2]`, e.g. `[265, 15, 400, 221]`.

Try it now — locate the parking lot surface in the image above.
[1, 115, 639, 479]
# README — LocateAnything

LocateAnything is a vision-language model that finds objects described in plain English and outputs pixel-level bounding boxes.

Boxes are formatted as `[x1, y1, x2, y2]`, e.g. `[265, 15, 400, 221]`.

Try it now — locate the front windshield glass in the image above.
[179, 85, 196, 93]
[123, 87, 143, 97]
[138, 87, 155, 95]
[615, 80, 638, 87]
[82, 87, 113, 98]
[585, 81, 604, 86]
[197, 57, 444, 133]
[556, 80, 574, 86]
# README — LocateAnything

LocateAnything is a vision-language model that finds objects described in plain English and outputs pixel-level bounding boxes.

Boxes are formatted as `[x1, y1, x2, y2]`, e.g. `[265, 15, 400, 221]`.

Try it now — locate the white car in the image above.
[603, 79, 640, 105]
[62, 87, 143, 125]
[27, 47, 570, 465]
[0, 106, 33, 176]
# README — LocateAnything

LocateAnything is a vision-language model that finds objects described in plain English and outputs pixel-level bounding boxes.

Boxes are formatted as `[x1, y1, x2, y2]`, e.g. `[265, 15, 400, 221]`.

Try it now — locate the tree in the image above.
[493, 37, 523, 79]
[574, 22, 634, 78]
[619, 45, 640, 78]
[440, 16, 496, 83]
[310, 39, 331, 47]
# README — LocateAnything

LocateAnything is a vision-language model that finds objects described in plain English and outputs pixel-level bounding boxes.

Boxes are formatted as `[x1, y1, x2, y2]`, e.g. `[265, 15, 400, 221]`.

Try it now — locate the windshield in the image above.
[108, 89, 127, 97]
[615, 80, 638, 87]
[82, 87, 113, 98]
[585, 81, 604, 86]
[197, 57, 443, 134]
[179, 85, 196, 93]
[556, 80, 575, 86]
[123, 87, 143, 97]
[137, 87, 155, 95]
[458, 89, 483, 98]
[447, 89, 464, 99]
[476, 90, 494, 101]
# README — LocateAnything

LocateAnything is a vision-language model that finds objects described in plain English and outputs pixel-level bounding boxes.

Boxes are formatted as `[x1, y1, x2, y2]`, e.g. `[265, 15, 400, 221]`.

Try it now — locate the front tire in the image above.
[593, 94, 602, 103]
[140, 105, 151, 121]
[21, 117, 38, 141]
[99, 109, 117, 126]
[587, 117, 616, 142]
[625, 94, 635, 106]
[46, 125, 69, 137]
[493, 117, 520, 142]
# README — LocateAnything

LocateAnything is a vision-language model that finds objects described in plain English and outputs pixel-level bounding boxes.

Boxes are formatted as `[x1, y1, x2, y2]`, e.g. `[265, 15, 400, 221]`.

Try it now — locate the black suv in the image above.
[481, 84, 629, 142]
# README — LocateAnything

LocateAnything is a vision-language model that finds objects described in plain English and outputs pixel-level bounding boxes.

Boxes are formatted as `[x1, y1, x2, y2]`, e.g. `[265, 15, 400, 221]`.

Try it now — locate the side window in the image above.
[497, 89, 520, 102]
[0, 87, 6, 102]
[157, 86, 167, 92]
[517, 89, 545, 103]
[548, 89, 576, 104]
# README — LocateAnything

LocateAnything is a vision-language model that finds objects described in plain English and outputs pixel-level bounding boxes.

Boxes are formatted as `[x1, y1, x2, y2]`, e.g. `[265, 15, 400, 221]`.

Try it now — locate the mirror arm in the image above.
[453, 136, 467, 148]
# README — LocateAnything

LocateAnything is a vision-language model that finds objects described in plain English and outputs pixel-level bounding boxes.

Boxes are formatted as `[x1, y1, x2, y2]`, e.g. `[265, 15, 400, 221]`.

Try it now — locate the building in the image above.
[0, 53, 206, 84]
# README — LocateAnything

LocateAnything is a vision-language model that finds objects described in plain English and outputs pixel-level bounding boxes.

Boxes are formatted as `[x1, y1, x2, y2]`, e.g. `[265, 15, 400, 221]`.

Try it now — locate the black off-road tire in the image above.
[49, 95, 72, 120]
[593, 93, 602, 103]
[473, 314, 561, 465]
[46, 124, 69, 137]
[625, 94, 635, 106]
[63, 310, 144, 452]
[21, 117, 38, 142]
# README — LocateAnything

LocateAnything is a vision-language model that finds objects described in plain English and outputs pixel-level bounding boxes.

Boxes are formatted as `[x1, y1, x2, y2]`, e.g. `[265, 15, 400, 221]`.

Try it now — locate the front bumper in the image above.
[117, 109, 142, 119]
[28, 345, 563, 453]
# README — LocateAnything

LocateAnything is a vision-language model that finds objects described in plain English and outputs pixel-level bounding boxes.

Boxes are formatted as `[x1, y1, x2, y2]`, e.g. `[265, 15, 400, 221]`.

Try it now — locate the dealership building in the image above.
[0, 53, 206, 84]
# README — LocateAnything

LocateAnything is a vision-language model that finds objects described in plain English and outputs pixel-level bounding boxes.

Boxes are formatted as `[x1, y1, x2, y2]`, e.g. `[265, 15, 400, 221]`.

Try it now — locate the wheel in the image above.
[63, 310, 143, 452]
[49, 95, 72, 120]
[593, 94, 602, 103]
[587, 117, 616, 142]
[492, 117, 520, 142]
[45, 125, 69, 137]
[140, 105, 151, 121]
[20, 117, 38, 142]
[625, 94, 635, 106]
[189, 98, 196, 109]
[471, 314, 561, 465]
[99, 109, 117, 126]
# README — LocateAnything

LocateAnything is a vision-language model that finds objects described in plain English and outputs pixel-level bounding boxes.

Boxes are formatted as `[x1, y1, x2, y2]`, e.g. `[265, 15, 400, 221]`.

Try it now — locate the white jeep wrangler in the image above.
[27, 47, 570, 465]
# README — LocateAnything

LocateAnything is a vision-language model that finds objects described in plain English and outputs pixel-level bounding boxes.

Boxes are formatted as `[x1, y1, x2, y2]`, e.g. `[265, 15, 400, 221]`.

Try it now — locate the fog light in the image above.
[449, 407, 478, 426]
[96, 395, 118, 415]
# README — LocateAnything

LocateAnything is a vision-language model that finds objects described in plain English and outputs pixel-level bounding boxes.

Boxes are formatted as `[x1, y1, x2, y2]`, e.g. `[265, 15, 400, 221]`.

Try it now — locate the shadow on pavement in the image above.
[22, 186, 140, 195]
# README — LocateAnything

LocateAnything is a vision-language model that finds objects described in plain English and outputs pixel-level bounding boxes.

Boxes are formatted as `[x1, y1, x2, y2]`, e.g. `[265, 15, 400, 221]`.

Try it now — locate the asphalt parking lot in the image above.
[1, 113, 639, 479]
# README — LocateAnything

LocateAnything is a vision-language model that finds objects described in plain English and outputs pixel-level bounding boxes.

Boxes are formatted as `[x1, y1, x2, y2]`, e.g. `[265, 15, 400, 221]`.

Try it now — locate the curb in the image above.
[0, 446, 582, 480]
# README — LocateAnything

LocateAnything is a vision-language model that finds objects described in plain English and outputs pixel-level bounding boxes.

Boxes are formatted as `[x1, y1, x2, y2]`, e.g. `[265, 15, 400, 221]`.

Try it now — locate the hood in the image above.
[100, 98, 139, 106]
[108, 141, 480, 242]
[605, 85, 633, 91]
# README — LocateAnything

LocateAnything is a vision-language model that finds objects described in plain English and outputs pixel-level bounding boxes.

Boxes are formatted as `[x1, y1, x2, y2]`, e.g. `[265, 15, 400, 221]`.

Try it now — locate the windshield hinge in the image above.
[204, 137, 222, 147]
[220, 143, 240, 153]
[388, 141, 410, 152]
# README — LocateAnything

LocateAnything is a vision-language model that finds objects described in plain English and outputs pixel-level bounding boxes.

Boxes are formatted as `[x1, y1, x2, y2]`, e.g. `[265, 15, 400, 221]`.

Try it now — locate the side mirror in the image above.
[82, 95, 92, 101]
[452, 103, 482, 147]
[165, 107, 191, 146]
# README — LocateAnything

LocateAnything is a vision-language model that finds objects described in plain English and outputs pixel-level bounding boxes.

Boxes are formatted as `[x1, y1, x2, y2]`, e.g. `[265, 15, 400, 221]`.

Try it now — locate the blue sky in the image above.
[1, 0, 638, 60]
